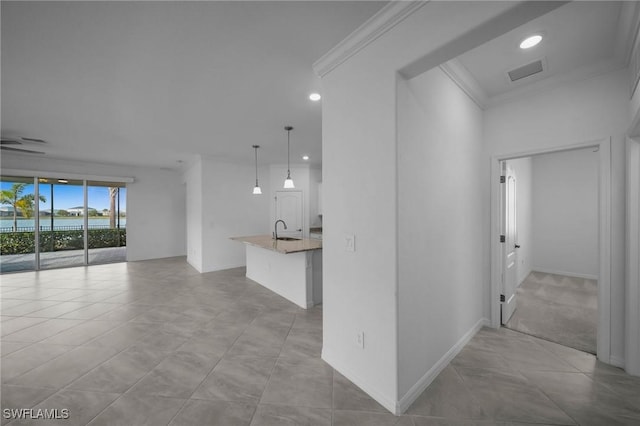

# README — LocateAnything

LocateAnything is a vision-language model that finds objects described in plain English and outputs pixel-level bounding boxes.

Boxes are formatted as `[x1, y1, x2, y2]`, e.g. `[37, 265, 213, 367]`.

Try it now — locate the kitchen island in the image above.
[231, 235, 322, 309]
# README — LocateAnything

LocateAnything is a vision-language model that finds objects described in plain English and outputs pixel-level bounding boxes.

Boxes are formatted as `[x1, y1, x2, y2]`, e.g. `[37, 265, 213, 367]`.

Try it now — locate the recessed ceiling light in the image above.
[302, 155, 309, 161]
[57, 179, 68, 183]
[309, 93, 321, 101]
[519, 35, 542, 49]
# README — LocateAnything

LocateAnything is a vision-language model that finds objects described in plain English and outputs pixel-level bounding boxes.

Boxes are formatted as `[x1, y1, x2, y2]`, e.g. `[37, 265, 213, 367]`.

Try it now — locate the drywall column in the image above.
[396, 67, 487, 409]
[626, 138, 640, 376]
[321, 59, 399, 411]
[316, 0, 561, 413]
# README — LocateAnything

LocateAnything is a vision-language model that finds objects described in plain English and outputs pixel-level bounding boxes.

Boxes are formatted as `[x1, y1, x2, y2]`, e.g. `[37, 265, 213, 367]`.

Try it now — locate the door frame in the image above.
[490, 137, 611, 363]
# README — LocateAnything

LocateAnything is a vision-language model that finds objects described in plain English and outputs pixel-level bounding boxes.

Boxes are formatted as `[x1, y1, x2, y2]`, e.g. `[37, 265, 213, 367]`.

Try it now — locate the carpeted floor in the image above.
[505, 271, 597, 354]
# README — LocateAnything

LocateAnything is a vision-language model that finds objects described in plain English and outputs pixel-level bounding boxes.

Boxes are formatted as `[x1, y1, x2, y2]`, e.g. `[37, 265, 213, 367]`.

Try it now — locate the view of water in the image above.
[0, 217, 126, 231]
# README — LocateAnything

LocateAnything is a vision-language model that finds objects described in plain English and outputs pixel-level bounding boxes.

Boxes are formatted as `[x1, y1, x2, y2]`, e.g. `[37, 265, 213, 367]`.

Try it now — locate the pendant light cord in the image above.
[252, 145, 260, 187]
[255, 146, 259, 186]
[283, 126, 294, 187]
[287, 128, 291, 178]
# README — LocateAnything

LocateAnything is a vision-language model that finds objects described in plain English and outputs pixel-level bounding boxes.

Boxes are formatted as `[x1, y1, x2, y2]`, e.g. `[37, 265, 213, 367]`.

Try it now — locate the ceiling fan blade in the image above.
[0, 140, 22, 145]
[1, 146, 45, 155]
[21, 137, 46, 144]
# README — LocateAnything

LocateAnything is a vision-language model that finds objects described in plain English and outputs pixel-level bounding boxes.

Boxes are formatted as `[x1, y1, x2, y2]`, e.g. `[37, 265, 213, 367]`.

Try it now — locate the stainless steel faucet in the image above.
[274, 220, 287, 240]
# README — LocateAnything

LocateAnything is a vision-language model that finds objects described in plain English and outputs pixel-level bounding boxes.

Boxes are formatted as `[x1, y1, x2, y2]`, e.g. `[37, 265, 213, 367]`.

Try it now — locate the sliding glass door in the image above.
[38, 178, 85, 270]
[0, 176, 37, 273]
[87, 181, 126, 265]
[0, 174, 128, 273]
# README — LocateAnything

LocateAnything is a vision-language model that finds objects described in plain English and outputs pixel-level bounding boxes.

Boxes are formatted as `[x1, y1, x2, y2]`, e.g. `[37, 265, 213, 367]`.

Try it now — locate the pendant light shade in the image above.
[252, 145, 262, 195]
[283, 126, 295, 189]
[283, 178, 295, 189]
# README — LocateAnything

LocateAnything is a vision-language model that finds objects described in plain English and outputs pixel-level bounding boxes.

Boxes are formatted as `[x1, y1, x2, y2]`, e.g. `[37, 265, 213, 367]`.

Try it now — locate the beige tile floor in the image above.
[1, 258, 639, 425]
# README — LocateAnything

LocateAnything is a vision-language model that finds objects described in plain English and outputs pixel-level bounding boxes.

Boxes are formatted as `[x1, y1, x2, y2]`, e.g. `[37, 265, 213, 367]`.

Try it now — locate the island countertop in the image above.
[231, 235, 322, 254]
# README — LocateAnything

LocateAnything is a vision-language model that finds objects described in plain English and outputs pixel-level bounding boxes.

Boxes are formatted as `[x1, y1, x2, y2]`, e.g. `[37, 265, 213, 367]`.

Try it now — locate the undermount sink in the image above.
[276, 237, 300, 241]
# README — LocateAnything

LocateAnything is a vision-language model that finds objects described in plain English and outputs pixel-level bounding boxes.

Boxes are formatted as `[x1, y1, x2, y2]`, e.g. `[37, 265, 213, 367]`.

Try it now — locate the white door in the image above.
[275, 191, 303, 238]
[501, 163, 518, 324]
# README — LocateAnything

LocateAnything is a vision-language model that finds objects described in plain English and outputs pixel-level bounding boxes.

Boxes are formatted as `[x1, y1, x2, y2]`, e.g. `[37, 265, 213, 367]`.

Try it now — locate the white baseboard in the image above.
[610, 355, 625, 369]
[532, 268, 599, 281]
[321, 348, 398, 414]
[323, 318, 490, 415]
[396, 317, 489, 414]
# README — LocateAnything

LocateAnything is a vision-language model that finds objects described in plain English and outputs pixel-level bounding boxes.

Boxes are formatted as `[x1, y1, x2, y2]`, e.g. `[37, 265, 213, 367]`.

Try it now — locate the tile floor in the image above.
[1, 258, 639, 425]
[0, 247, 126, 273]
[505, 271, 597, 354]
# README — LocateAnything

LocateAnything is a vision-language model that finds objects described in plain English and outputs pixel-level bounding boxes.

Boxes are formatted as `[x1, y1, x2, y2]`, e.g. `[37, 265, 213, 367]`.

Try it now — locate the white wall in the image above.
[202, 158, 270, 272]
[184, 156, 271, 273]
[125, 167, 185, 261]
[1, 153, 186, 261]
[506, 157, 532, 285]
[397, 67, 486, 397]
[485, 68, 629, 365]
[531, 148, 599, 278]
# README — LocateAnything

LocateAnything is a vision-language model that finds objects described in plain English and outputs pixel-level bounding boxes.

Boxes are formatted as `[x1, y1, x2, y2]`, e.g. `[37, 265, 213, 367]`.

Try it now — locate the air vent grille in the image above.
[508, 60, 544, 82]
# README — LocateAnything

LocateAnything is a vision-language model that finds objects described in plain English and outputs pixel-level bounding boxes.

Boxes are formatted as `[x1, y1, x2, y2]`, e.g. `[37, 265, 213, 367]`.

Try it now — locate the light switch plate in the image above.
[345, 234, 355, 252]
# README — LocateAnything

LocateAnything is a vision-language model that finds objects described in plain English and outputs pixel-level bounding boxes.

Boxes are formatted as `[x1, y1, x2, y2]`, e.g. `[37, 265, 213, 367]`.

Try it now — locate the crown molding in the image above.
[439, 59, 488, 109]
[616, 0, 640, 67]
[312, 1, 427, 77]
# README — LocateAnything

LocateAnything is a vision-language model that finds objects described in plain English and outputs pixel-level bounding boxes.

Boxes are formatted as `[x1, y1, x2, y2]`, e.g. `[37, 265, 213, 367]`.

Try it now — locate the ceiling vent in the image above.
[507, 59, 544, 82]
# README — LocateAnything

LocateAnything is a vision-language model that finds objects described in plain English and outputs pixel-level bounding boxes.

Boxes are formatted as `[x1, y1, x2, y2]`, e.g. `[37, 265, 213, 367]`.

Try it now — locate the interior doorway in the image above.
[491, 138, 611, 361]
[499, 148, 599, 354]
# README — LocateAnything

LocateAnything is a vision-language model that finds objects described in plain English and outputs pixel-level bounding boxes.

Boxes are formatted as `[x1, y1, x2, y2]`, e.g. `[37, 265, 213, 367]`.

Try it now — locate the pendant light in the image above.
[283, 126, 295, 188]
[252, 145, 262, 195]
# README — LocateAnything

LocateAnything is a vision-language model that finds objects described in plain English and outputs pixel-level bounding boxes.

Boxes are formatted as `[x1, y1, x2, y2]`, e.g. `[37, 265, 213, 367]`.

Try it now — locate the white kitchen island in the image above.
[231, 235, 322, 309]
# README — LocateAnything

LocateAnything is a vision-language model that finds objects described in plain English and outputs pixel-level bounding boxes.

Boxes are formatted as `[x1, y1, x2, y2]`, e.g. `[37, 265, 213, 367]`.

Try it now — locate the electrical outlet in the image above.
[345, 234, 355, 252]
[356, 331, 364, 349]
